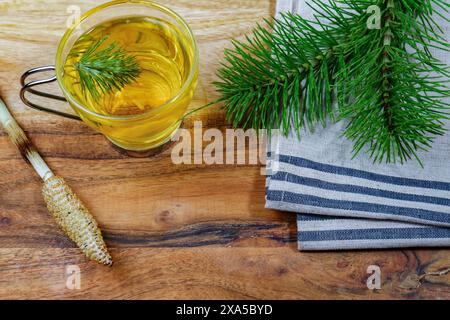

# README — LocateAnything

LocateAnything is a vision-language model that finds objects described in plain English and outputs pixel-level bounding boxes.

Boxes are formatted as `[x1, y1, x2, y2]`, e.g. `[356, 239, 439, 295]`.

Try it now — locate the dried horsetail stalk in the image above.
[0, 97, 112, 266]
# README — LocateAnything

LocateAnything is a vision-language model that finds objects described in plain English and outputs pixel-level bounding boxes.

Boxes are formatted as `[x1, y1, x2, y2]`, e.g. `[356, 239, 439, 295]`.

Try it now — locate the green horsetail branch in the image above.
[214, 0, 450, 165]
[74, 36, 141, 101]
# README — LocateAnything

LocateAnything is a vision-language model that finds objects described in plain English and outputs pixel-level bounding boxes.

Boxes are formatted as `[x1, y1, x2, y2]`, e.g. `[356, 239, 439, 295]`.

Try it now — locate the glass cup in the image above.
[20, 0, 199, 154]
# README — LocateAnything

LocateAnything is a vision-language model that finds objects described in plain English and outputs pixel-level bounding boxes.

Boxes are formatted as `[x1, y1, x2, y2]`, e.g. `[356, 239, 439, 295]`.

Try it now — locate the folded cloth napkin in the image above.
[266, 0, 450, 250]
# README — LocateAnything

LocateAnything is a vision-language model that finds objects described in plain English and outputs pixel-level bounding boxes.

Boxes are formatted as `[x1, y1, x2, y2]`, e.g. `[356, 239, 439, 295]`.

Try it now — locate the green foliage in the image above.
[214, 0, 450, 164]
[74, 36, 141, 101]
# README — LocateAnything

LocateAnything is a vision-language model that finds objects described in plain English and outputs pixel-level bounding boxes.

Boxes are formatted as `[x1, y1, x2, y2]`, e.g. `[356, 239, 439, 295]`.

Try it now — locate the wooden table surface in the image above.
[0, 0, 449, 300]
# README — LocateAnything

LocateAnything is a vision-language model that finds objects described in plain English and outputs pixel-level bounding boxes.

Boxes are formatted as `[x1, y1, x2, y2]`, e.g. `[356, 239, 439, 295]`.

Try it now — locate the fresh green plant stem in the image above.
[338, 0, 449, 164]
[212, 0, 449, 165]
[74, 36, 141, 101]
[382, 0, 394, 132]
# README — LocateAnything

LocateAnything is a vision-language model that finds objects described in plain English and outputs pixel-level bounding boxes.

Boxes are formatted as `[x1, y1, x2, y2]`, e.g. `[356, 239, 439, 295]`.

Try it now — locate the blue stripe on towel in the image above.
[297, 214, 331, 221]
[267, 190, 450, 224]
[278, 155, 450, 191]
[270, 171, 450, 206]
[298, 227, 450, 242]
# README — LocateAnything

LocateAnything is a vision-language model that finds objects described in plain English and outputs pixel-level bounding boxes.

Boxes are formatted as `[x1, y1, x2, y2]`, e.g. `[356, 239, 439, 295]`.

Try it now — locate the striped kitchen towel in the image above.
[266, 0, 450, 250]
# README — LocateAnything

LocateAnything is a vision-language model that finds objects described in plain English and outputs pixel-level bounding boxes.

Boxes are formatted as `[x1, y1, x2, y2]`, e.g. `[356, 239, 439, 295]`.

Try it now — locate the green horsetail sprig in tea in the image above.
[214, 0, 450, 164]
[63, 16, 195, 150]
[74, 36, 141, 101]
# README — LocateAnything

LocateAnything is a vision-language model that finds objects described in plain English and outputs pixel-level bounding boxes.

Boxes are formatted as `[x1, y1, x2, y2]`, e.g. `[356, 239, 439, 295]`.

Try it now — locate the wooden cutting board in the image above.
[0, 0, 448, 299]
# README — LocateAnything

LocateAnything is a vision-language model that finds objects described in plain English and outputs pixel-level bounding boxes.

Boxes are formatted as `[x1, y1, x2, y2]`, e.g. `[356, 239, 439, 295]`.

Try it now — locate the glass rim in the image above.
[55, 0, 199, 121]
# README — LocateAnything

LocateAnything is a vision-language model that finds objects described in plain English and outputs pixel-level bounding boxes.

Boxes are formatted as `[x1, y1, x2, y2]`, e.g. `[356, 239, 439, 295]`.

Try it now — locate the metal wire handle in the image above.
[20, 66, 81, 121]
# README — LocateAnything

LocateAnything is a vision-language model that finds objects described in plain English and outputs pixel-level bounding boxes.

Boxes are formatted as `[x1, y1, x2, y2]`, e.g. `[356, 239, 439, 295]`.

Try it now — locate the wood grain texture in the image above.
[0, 0, 449, 300]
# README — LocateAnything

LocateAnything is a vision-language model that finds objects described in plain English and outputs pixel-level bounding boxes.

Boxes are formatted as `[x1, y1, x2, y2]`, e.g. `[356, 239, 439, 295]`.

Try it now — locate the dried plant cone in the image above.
[0, 97, 112, 266]
[42, 176, 113, 266]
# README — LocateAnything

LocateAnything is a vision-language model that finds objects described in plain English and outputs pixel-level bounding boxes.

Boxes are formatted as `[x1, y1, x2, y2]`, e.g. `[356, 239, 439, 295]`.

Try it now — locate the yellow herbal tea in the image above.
[62, 16, 197, 151]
